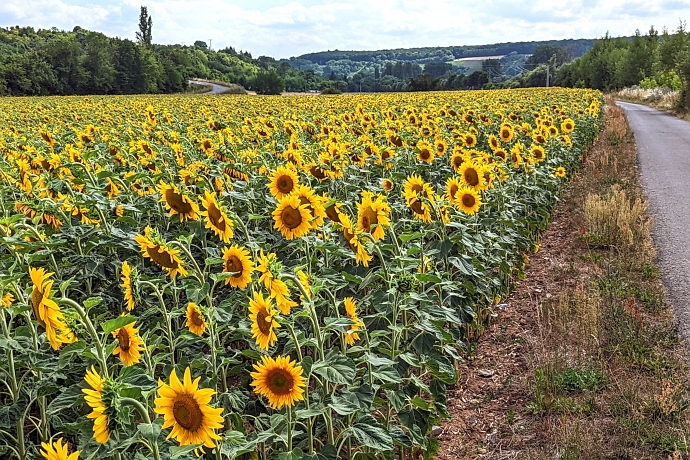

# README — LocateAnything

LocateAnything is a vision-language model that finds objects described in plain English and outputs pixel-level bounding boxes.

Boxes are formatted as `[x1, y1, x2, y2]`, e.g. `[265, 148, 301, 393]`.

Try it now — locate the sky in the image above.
[2, 0, 690, 58]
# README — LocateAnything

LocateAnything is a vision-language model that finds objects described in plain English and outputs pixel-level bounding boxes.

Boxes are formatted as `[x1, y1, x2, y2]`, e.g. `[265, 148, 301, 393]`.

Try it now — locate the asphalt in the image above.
[616, 101, 690, 341]
[188, 80, 228, 94]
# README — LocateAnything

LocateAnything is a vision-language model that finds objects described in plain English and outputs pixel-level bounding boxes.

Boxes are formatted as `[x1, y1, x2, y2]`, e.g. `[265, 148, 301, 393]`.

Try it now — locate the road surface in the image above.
[617, 101, 690, 341]
[188, 80, 228, 94]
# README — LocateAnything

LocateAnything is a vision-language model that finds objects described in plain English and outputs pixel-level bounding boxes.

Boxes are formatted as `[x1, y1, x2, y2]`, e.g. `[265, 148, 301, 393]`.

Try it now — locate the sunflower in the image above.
[462, 132, 477, 148]
[269, 165, 299, 199]
[296, 270, 312, 300]
[200, 191, 234, 243]
[270, 278, 296, 315]
[561, 118, 575, 133]
[248, 291, 280, 350]
[403, 174, 435, 223]
[343, 297, 364, 346]
[40, 438, 80, 460]
[356, 191, 390, 241]
[446, 177, 462, 203]
[222, 245, 254, 289]
[120, 261, 135, 311]
[112, 320, 144, 367]
[273, 195, 312, 241]
[499, 123, 514, 143]
[337, 213, 372, 267]
[529, 144, 546, 163]
[554, 166, 567, 178]
[450, 151, 465, 172]
[185, 302, 207, 336]
[30, 267, 75, 350]
[158, 181, 200, 222]
[416, 140, 435, 164]
[434, 137, 448, 156]
[457, 187, 482, 215]
[488, 134, 500, 151]
[324, 197, 342, 223]
[83, 367, 110, 444]
[293, 184, 327, 229]
[250, 355, 307, 409]
[458, 162, 484, 188]
[135, 227, 188, 278]
[154, 367, 224, 448]
[382, 178, 394, 192]
[2, 292, 14, 307]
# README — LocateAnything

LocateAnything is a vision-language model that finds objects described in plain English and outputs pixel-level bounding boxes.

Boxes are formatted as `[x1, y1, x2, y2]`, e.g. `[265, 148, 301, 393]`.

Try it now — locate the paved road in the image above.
[617, 101, 690, 340]
[188, 80, 228, 94]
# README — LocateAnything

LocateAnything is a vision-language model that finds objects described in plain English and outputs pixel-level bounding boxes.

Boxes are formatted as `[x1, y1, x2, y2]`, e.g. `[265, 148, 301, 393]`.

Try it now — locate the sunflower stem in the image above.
[60, 297, 109, 378]
[286, 407, 293, 452]
[121, 397, 160, 460]
[138, 280, 176, 366]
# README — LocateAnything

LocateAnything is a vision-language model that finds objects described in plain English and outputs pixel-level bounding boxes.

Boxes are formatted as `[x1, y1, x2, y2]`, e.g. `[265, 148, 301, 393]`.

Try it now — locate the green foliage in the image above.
[253, 69, 285, 95]
[135, 6, 153, 48]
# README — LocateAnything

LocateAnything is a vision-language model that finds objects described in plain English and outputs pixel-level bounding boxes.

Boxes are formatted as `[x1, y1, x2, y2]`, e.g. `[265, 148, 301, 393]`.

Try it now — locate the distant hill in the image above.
[284, 38, 601, 77]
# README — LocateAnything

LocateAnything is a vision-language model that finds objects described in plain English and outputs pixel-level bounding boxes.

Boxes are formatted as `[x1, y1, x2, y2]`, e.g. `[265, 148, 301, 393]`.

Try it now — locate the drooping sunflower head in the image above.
[222, 244, 255, 289]
[185, 302, 207, 336]
[382, 178, 395, 192]
[200, 191, 234, 243]
[250, 355, 307, 409]
[269, 165, 299, 199]
[248, 290, 280, 350]
[158, 181, 200, 222]
[134, 227, 188, 278]
[154, 367, 224, 448]
[296, 270, 312, 300]
[273, 195, 312, 241]
[343, 297, 364, 346]
[112, 320, 144, 367]
[29, 267, 75, 350]
[83, 366, 111, 444]
[120, 261, 136, 311]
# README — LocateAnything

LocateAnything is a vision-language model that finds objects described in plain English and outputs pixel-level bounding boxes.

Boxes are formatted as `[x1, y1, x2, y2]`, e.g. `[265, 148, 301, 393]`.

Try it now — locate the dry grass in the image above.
[436, 96, 690, 460]
[615, 86, 679, 110]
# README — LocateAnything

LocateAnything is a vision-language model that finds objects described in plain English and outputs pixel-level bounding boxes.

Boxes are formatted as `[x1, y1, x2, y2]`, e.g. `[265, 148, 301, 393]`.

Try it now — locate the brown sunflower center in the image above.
[164, 189, 192, 214]
[281, 206, 303, 230]
[500, 129, 511, 140]
[276, 175, 294, 194]
[117, 328, 131, 352]
[325, 204, 340, 223]
[449, 184, 459, 199]
[267, 369, 294, 395]
[309, 165, 326, 180]
[409, 199, 424, 215]
[419, 148, 431, 160]
[257, 308, 272, 335]
[452, 155, 464, 169]
[31, 287, 46, 327]
[360, 207, 377, 232]
[463, 168, 479, 186]
[147, 245, 180, 269]
[207, 203, 226, 231]
[436, 143, 445, 153]
[225, 256, 244, 278]
[343, 228, 356, 251]
[172, 394, 203, 431]
[191, 309, 204, 326]
[462, 193, 476, 208]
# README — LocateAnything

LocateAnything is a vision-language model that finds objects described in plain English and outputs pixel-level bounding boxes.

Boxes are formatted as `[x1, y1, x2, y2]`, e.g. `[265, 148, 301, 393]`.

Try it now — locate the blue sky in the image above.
[2, 0, 690, 58]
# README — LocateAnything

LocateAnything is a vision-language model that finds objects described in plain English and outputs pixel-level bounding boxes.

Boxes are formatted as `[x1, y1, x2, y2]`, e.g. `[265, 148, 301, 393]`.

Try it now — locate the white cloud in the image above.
[1, 0, 690, 57]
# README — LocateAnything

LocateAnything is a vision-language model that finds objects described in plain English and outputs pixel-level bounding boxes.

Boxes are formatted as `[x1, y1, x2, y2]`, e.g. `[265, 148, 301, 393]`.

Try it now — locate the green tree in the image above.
[526, 44, 570, 67]
[136, 6, 153, 47]
[253, 69, 284, 95]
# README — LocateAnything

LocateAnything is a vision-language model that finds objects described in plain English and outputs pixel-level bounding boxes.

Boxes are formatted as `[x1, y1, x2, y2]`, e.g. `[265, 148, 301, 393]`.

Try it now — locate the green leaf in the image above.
[295, 408, 322, 419]
[101, 315, 136, 335]
[170, 444, 202, 459]
[323, 317, 353, 331]
[137, 421, 161, 442]
[415, 273, 442, 283]
[278, 448, 303, 460]
[312, 355, 356, 385]
[83, 297, 103, 309]
[119, 366, 156, 390]
[399, 232, 423, 243]
[350, 415, 393, 450]
[371, 366, 400, 384]
[329, 394, 360, 415]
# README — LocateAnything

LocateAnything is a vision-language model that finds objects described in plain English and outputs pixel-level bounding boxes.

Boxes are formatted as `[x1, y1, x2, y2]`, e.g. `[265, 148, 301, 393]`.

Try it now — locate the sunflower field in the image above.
[0, 88, 602, 460]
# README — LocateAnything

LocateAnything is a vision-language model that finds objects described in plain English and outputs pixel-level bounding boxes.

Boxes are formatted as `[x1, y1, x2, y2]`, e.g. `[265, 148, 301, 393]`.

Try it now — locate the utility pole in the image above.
[209, 39, 212, 50]
[546, 64, 550, 88]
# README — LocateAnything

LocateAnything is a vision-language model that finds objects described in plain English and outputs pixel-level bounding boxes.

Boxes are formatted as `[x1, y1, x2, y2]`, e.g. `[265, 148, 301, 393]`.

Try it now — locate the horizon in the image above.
[1, 0, 689, 59]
